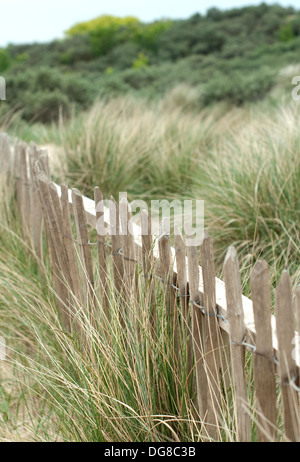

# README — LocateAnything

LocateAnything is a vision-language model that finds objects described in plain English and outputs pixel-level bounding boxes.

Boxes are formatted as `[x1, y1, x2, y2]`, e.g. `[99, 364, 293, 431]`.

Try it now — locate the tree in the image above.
[133, 20, 172, 53]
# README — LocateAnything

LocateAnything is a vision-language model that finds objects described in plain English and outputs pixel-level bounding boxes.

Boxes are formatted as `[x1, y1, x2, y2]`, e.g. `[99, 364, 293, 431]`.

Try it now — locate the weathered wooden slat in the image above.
[38, 149, 50, 179]
[0, 133, 11, 174]
[29, 143, 43, 259]
[109, 196, 124, 300]
[187, 242, 207, 421]
[158, 218, 177, 320]
[49, 183, 74, 290]
[36, 173, 70, 329]
[158, 219, 178, 344]
[174, 226, 193, 394]
[72, 188, 95, 314]
[18, 142, 31, 236]
[200, 233, 222, 440]
[61, 184, 81, 303]
[158, 218, 180, 387]
[223, 246, 251, 442]
[15, 142, 22, 214]
[275, 271, 300, 442]
[120, 197, 140, 337]
[141, 209, 156, 335]
[174, 226, 189, 328]
[50, 182, 80, 331]
[251, 260, 277, 442]
[94, 187, 109, 319]
[13, 138, 19, 180]
[119, 197, 137, 299]
[39, 178, 67, 276]
[219, 329, 232, 394]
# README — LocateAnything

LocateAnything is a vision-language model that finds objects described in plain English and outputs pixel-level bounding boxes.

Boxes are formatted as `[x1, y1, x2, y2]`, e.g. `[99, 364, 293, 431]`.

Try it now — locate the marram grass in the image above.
[0, 88, 298, 441]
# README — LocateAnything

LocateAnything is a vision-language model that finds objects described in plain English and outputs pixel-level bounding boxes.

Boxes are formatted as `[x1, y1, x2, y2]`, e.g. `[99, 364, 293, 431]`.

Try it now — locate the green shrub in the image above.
[15, 52, 29, 63]
[62, 74, 93, 106]
[22, 90, 70, 123]
[192, 26, 226, 54]
[98, 74, 132, 97]
[5, 67, 94, 122]
[279, 24, 294, 42]
[122, 67, 160, 90]
[66, 15, 140, 37]
[132, 20, 173, 53]
[133, 52, 149, 69]
[107, 42, 141, 70]
[86, 16, 140, 57]
[60, 50, 76, 65]
[0, 49, 10, 72]
[201, 68, 276, 106]
[33, 68, 63, 92]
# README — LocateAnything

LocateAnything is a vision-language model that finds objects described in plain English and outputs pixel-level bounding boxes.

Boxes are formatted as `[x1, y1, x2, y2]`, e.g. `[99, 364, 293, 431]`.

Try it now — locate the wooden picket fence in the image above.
[1, 132, 300, 442]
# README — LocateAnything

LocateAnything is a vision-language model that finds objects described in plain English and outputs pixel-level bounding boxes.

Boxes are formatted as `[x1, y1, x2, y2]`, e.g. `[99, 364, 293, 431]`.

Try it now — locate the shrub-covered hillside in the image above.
[1, 3, 300, 122]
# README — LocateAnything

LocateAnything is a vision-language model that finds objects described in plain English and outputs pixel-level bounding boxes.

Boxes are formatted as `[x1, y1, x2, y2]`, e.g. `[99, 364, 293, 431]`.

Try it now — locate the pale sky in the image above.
[1, 0, 299, 47]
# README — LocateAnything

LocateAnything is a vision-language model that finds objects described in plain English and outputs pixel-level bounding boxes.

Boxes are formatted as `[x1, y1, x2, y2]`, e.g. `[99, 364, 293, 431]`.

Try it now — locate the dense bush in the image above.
[22, 90, 70, 123]
[132, 20, 172, 53]
[5, 67, 94, 122]
[66, 15, 140, 37]
[97, 74, 132, 97]
[0, 49, 10, 72]
[2, 4, 300, 122]
[5, 5, 300, 72]
[201, 68, 276, 106]
[107, 42, 141, 70]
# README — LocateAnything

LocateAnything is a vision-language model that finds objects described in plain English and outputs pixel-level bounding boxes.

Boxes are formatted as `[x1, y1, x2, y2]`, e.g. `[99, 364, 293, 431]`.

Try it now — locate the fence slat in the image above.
[174, 227, 193, 394]
[109, 196, 124, 303]
[72, 188, 95, 315]
[29, 143, 43, 259]
[49, 182, 76, 331]
[0, 133, 11, 174]
[200, 233, 222, 440]
[13, 138, 19, 179]
[275, 271, 300, 442]
[158, 219, 178, 350]
[223, 246, 251, 442]
[36, 173, 70, 329]
[251, 260, 277, 441]
[174, 226, 189, 328]
[22, 144, 31, 237]
[158, 218, 180, 385]
[187, 242, 207, 421]
[141, 209, 156, 335]
[38, 149, 50, 179]
[61, 184, 81, 302]
[120, 198, 140, 337]
[158, 218, 177, 319]
[18, 142, 31, 236]
[94, 187, 109, 319]
[119, 198, 137, 299]
[15, 142, 22, 215]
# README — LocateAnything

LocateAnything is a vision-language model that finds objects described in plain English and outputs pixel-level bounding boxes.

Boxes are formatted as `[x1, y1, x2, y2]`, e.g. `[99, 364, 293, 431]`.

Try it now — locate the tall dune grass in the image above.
[0, 87, 298, 441]
[37, 91, 299, 291]
[0, 175, 249, 442]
